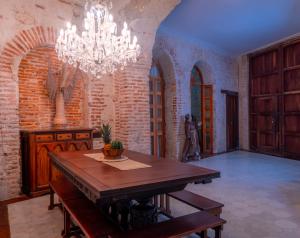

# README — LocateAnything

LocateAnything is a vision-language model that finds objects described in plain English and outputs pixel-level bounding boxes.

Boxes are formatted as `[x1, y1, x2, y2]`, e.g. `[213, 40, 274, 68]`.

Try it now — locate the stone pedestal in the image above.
[53, 90, 67, 128]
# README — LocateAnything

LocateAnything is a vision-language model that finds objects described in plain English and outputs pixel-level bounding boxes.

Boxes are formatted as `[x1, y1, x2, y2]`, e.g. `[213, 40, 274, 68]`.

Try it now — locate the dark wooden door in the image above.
[283, 41, 300, 159]
[249, 38, 300, 159]
[226, 94, 239, 151]
[250, 49, 281, 155]
[256, 96, 279, 153]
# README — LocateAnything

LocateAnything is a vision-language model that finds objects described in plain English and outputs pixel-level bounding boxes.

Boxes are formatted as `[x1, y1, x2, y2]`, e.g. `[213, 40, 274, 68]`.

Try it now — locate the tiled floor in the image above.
[8, 196, 62, 238]
[8, 151, 300, 237]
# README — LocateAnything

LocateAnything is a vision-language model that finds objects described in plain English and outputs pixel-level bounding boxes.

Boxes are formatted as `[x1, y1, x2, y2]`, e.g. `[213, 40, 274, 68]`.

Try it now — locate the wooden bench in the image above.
[49, 177, 116, 238]
[50, 177, 226, 238]
[62, 197, 225, 238]
[114, 211, 225, 238]
[62, 197, 118, 238]
[168, 190, 224, 217]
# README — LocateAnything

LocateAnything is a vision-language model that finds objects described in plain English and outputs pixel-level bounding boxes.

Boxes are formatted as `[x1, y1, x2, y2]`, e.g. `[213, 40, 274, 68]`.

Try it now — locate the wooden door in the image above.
[201, 85, 213, 154]
[226, 94, 239, 151]
[283, 41, 300, 159]
[149, 66, 166, 158]
[250, 49, 281, 155]
[256, 96, 279, 153]
[190, 66, 213, 155]
[250, 38, 300, 159]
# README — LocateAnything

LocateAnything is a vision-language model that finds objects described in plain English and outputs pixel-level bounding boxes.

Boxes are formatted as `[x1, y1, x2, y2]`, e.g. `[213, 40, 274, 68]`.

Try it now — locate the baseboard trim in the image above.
[2, 195, 31, 205]
[0, 202, 10, 238]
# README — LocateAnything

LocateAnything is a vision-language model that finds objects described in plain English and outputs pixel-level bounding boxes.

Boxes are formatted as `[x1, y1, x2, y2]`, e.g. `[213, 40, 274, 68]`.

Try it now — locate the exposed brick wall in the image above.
[88, 57, 152, 154]
[113, 57, 152, 154]
[18, 46, 85, 130]
[0, 26, 57, 200]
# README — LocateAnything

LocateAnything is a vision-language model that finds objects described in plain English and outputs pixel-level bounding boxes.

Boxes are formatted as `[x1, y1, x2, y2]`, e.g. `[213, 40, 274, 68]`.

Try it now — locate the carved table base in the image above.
[130, 199, 158, 229]
[99, 198, 158, 231]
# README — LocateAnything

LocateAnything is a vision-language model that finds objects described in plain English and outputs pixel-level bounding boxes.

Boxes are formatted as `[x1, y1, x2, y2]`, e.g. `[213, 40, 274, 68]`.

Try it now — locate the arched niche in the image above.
[18, 46, 86, 130]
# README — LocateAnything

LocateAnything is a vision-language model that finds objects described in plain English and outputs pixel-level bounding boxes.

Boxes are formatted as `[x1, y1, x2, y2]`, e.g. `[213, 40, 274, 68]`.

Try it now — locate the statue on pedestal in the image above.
[182, 114, 201, 162]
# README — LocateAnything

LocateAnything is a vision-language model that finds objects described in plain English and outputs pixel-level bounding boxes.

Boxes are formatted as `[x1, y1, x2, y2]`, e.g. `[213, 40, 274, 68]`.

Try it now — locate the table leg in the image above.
[130, 198, 158, 229]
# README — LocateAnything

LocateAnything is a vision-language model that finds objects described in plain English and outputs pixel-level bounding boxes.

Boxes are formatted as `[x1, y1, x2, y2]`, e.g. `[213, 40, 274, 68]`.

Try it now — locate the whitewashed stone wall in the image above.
[153, 27, 239, 158]
[237, 55, 250, 150]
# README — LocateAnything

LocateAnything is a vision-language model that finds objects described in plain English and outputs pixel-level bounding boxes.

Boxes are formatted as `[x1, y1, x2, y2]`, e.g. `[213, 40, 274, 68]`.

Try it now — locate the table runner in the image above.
[84, 153, 151, 170]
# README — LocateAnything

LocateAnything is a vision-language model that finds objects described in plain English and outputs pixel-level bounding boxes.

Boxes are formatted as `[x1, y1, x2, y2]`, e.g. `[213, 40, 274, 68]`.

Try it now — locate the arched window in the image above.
[191, 66, 203, 123]
[190, 65, 213, 155]
[149, 64, 166, 158]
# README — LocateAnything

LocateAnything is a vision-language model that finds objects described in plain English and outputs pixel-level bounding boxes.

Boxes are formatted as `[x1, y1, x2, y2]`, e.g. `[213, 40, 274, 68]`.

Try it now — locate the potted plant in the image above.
[110, 140, 124, 157]
[99, 124, 111, 155]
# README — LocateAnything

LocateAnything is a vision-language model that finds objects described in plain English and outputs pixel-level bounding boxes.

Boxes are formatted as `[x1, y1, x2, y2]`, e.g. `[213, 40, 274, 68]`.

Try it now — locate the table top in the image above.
[49, 149, 220, 202]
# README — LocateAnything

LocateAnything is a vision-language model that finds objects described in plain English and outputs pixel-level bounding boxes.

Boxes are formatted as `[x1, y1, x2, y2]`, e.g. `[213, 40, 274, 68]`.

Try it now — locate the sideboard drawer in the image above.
[57, 133, 72, 141]
[75, 132, 90, 140]
[36, 134, 53, 142]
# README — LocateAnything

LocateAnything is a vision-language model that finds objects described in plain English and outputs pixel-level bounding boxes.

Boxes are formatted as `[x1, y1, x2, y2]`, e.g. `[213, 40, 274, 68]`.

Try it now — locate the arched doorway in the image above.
[190, 65, 213, 155]
[149, 63, 166, 158]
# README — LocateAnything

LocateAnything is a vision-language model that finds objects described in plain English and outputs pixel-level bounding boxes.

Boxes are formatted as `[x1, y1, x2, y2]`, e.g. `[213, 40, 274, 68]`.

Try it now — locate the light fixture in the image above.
[55, 1, 141, 78]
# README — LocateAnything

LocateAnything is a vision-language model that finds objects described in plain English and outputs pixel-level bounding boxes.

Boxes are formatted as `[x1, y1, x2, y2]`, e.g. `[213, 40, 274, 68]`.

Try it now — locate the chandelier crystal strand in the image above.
[55, 2, 141, 78]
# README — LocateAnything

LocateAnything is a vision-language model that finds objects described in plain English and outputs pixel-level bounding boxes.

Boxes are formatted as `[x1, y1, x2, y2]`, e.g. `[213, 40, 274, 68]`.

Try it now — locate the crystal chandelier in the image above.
[55, 1, 141, 78]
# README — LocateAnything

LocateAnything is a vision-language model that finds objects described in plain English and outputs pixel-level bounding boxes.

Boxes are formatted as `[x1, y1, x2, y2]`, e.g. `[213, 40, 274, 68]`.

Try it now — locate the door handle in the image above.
[271, 115, 277, 132]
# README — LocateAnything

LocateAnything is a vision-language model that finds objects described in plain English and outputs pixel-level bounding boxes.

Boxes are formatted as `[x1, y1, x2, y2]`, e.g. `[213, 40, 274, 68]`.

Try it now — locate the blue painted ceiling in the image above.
[160, 0, 300, 55]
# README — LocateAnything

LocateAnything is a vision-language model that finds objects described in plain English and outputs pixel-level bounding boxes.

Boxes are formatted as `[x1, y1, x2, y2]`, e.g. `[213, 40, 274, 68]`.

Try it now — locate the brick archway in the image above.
[0, 26, 57, 65]
[0, 26, 57, 200]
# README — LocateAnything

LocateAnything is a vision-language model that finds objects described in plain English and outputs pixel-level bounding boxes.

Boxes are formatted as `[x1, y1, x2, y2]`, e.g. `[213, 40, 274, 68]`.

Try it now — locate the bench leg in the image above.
[62, 208, 71, 238]
[48, 186, 63, 210]
[48, 186, 55, 210]
[194, 178, 212, 184]
[202, 230, 208, 238]
[214, 226, 222, 238]
[154, 195, 158, 207]
[196, 230, 208, 238]
[165, 195, 171, 215]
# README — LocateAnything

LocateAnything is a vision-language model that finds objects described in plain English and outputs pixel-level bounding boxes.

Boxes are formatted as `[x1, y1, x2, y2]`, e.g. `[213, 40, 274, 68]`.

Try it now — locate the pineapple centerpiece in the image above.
[100, 124, 124, 158]
[100, 124, 112, 155]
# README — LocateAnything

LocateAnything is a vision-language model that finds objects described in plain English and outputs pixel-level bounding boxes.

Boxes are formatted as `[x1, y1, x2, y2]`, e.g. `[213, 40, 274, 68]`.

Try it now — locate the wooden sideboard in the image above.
[21, 128, 93, 196]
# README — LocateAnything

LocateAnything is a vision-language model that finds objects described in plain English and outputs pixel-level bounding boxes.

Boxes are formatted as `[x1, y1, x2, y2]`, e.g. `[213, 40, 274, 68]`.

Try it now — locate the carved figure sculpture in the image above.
[182, 114, 201, 162]
[47, 60, 81, 128]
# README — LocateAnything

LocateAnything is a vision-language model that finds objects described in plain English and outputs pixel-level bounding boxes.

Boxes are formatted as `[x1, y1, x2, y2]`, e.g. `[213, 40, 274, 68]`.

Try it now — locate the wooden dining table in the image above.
[49, 149, 220, 229]
[49, 149, 220, 203]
